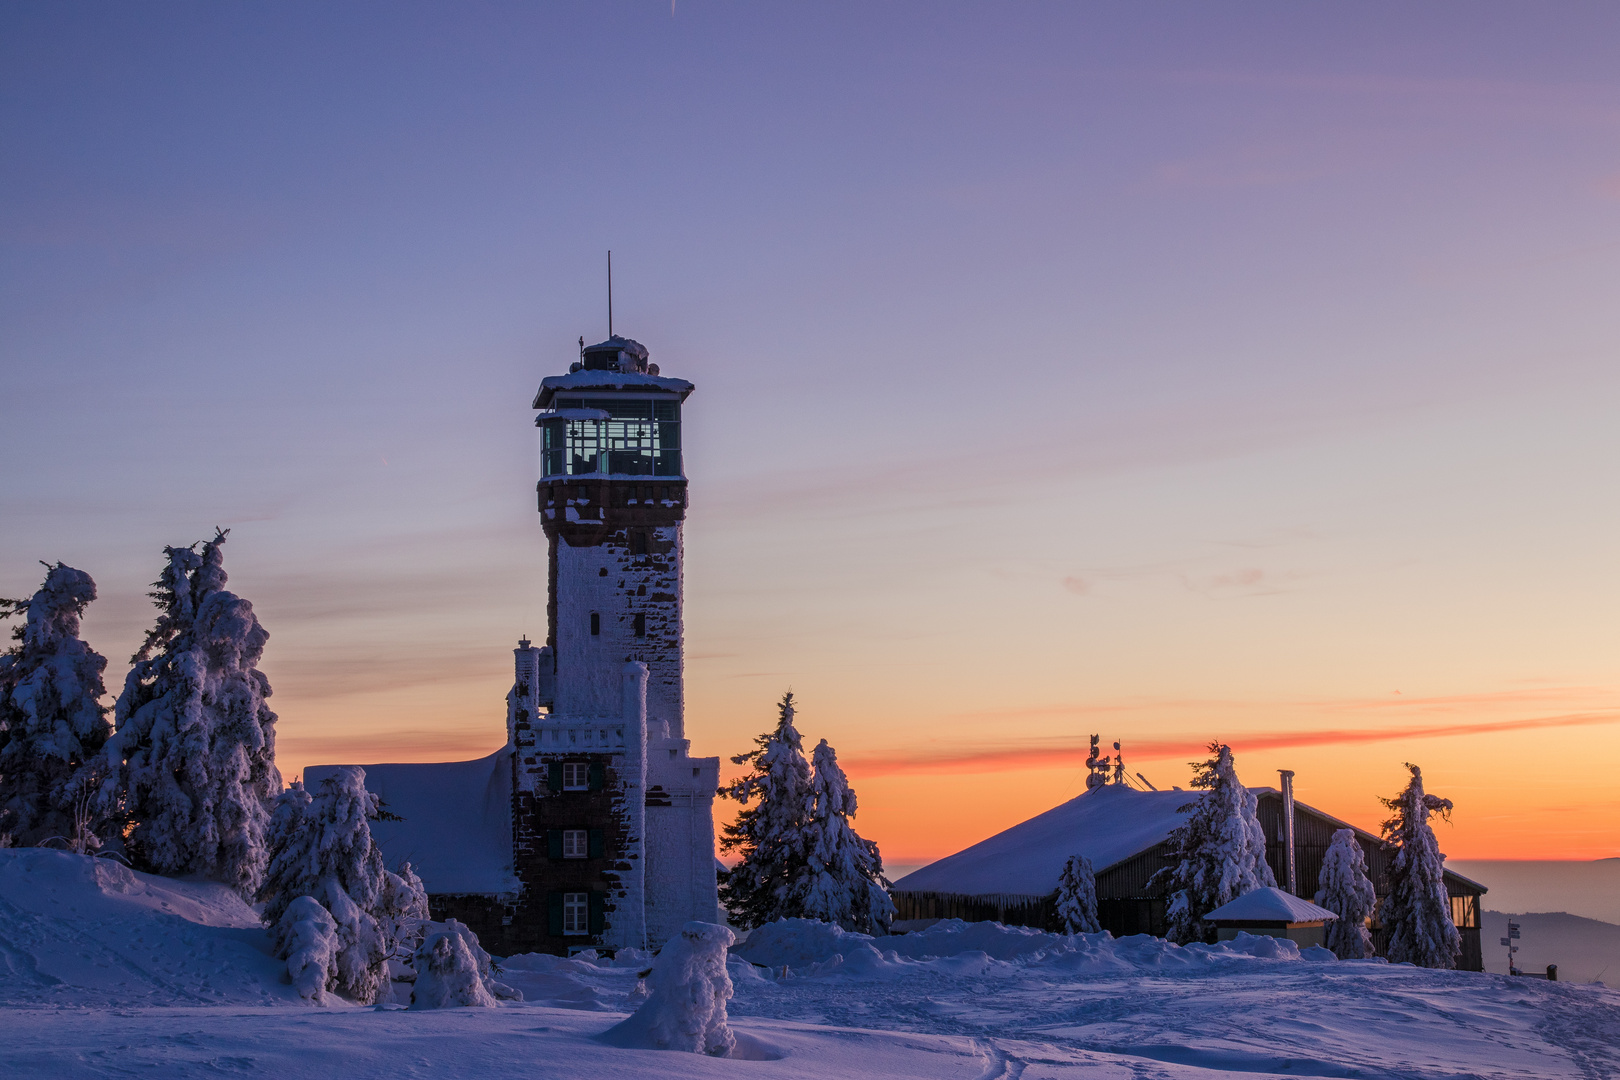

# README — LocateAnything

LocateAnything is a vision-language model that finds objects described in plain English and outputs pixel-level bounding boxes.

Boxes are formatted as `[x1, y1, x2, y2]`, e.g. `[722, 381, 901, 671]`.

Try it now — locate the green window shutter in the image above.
[547, 829, 563, 859]
[588, 829, 605, 858]
[587, 761, 606, 791]
[547, 761, 563, 792]
[588, 891, 606, 936]
[547, 892, 564, 936]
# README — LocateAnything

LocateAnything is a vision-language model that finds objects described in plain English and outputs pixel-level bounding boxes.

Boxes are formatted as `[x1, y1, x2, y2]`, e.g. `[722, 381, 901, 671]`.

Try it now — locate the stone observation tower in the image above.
[529, 335, 691, 738]
[506, 333, 722, 953]
[307, 333, 721, 957]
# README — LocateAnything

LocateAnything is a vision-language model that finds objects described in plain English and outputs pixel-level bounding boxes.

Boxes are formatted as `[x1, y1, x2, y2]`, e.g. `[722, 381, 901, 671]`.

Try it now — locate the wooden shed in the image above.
[1203, 887, 1337, 949]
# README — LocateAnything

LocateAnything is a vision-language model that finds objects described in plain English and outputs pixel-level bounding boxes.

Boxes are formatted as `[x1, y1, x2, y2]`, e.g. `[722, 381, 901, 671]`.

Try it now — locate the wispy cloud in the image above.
[843, 708, 1620, 778]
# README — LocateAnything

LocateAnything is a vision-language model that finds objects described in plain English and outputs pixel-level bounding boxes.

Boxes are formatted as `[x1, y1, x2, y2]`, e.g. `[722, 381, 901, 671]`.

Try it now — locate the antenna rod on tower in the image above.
[607, 250, 613, 337]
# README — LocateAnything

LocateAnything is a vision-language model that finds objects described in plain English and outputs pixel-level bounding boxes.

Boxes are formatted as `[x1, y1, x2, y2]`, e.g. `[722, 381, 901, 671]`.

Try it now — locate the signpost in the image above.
[1506, 921, 1521, 975]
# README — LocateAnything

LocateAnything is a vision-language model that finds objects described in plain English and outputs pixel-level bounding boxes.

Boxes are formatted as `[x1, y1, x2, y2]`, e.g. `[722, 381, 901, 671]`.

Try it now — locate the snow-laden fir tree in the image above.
[281, 895, 339, 1004]
[410, 919, 519, 1008]
[719, 691, 815, 928]
[1314, 828, 1376, 960]
[1147, 742, 1275, 944]
[799, 738, 895, 934]
[1379, 763, 1460, 969]
[260, 765, 427, 1003]
[1056, 854, 1100, 934]
[382, 860, 430, 955]
[0, 564, 112, 849]
[106, 531, 281, 895]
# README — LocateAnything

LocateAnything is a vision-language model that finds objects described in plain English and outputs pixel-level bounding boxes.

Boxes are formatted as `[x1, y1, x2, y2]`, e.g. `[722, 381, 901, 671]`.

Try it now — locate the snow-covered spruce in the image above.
[410, 919, 519, 1008]
[0, 564, 111, 849]
[719, 691, 815, 928]
[1380, 764, 1461, 969]
[1315, 828, 1376, 960]
[279, 895, 339, 1003]
[382, 860, 430, 954]
[799, 738, 895, 934]
[1147, 742, 1275, 945]
[105, 531, 281, 896]
[260, 766, 427, 1003]
[1056, 854, 1100, 935]
[600, 921, 736, 1056]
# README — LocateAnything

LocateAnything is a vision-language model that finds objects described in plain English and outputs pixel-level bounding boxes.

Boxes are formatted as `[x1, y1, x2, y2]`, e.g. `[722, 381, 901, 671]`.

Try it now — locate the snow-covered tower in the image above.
[532, 336, 690, 737]
[509, 334, 722, 952]
[308, 333, 722, 959]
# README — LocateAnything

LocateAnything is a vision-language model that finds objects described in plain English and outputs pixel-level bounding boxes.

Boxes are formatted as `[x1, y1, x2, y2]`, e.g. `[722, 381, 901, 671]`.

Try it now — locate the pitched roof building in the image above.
[892, 781, 1487, 970]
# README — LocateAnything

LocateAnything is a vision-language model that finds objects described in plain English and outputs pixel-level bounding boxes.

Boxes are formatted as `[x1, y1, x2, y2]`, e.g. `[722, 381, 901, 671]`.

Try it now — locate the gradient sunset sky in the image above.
[4, 3, 1619, 865]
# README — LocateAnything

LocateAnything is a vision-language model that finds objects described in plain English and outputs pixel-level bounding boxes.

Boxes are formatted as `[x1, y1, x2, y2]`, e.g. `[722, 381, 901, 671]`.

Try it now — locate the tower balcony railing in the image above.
[528, 716, 629, 752]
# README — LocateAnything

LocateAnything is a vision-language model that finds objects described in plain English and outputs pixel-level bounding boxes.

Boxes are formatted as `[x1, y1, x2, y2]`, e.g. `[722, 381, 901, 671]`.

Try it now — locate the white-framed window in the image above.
[563, 829, 587, 858]
[563, 892, 589, 936]
[563, 762, 589, 790]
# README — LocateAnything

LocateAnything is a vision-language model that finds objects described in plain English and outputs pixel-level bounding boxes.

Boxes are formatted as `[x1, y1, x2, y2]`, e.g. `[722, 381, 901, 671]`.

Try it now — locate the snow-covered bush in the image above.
[279, 895, 339, 1003]
[1315, 829, 1376, 960]
[1380, 764, 1460, 969]
[0, 564, 111, 849]
[719, 691, 814, 928]
[1148, 743, 1275, 944]
[260, 765, 407, 1003]
[106, 531, 281, 896]
[381, 861, 430, 957]
[410, 919, 505, 1008]
[1056, 854, 1100, 934]
[600, 921, 735, 1056]
[799, 738, 894, 934]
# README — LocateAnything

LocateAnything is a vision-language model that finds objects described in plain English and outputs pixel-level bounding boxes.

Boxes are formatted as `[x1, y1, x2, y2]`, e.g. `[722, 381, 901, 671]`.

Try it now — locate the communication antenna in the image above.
[607, 250, 613, 337]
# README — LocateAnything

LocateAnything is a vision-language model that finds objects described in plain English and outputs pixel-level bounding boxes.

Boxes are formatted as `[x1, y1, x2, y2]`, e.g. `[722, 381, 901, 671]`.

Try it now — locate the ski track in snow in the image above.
[5, 850, 1620, 1078]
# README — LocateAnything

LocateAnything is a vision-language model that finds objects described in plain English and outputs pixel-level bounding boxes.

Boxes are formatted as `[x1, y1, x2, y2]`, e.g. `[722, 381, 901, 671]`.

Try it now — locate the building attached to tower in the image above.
[307, 334, 722, 955]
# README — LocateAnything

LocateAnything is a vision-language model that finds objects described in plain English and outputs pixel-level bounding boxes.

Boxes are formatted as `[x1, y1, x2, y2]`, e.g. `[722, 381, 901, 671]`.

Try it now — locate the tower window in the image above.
[562, 829, 587, 858]
[562, 892, 588, 935]
[563, 762, 589, 790]
[590, 612, 600, 636]
[633, 613, 646, 637]
[630, 529, 648, 555]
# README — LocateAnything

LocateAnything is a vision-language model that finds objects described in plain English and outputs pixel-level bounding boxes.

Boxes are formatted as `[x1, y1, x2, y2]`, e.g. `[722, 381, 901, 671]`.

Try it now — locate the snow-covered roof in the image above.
[894, 781, 1489, 901]
[532, 369, 694, 409]
[893, 784, 1196, 897]
[1204, 887, 1337, 924]
[304, 750, 518, 897]
[584, 335, 649, 362]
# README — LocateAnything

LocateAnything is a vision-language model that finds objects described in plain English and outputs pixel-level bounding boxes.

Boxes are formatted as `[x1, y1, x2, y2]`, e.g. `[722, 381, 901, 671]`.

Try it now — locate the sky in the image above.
[3, 2, 1619, 865]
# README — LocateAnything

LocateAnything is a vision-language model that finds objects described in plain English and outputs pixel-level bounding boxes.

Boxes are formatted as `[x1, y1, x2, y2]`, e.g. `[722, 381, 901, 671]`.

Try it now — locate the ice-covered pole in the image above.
[1279, 769, 1297, 895]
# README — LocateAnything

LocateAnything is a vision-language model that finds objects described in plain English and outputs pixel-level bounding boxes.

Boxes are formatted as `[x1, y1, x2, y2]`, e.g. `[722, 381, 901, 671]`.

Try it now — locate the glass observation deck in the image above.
[539, 396, 681, 478]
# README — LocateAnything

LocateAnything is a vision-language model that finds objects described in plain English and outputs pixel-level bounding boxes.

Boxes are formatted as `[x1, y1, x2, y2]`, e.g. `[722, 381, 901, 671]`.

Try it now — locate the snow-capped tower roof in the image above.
[580, 334, 652, 373]
[532, 334, 695, 409]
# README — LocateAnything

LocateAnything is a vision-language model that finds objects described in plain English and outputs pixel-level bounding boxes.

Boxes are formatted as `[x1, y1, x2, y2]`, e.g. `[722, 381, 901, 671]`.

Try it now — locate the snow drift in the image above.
[0, 848, 296, 1006]
[733, 916, 1339, 977]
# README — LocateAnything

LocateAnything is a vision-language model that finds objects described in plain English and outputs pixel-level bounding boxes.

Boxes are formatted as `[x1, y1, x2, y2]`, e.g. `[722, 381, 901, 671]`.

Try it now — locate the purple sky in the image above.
[5, 3, 1620, 860]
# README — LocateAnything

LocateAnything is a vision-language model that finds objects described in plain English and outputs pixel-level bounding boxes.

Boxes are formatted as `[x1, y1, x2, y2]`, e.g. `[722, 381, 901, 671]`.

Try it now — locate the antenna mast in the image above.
[607, 250, 613, 337]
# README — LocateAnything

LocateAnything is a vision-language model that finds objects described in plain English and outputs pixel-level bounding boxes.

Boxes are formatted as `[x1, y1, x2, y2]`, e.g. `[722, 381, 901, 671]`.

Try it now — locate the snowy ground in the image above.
[5, 850, 1619, 1079]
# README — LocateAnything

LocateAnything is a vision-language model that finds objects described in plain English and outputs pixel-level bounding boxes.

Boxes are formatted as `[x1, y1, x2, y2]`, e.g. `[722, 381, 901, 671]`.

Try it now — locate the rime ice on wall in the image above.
[544, 491, 686, 740]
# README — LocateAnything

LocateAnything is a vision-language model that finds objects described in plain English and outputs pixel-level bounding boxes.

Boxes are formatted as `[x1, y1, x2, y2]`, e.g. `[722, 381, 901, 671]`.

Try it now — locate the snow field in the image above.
[5, 850, 1620, 1078]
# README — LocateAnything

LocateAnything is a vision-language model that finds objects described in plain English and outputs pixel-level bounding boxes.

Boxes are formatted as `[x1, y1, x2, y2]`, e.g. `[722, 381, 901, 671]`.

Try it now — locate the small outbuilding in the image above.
[1203, 887, 1337, 949]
